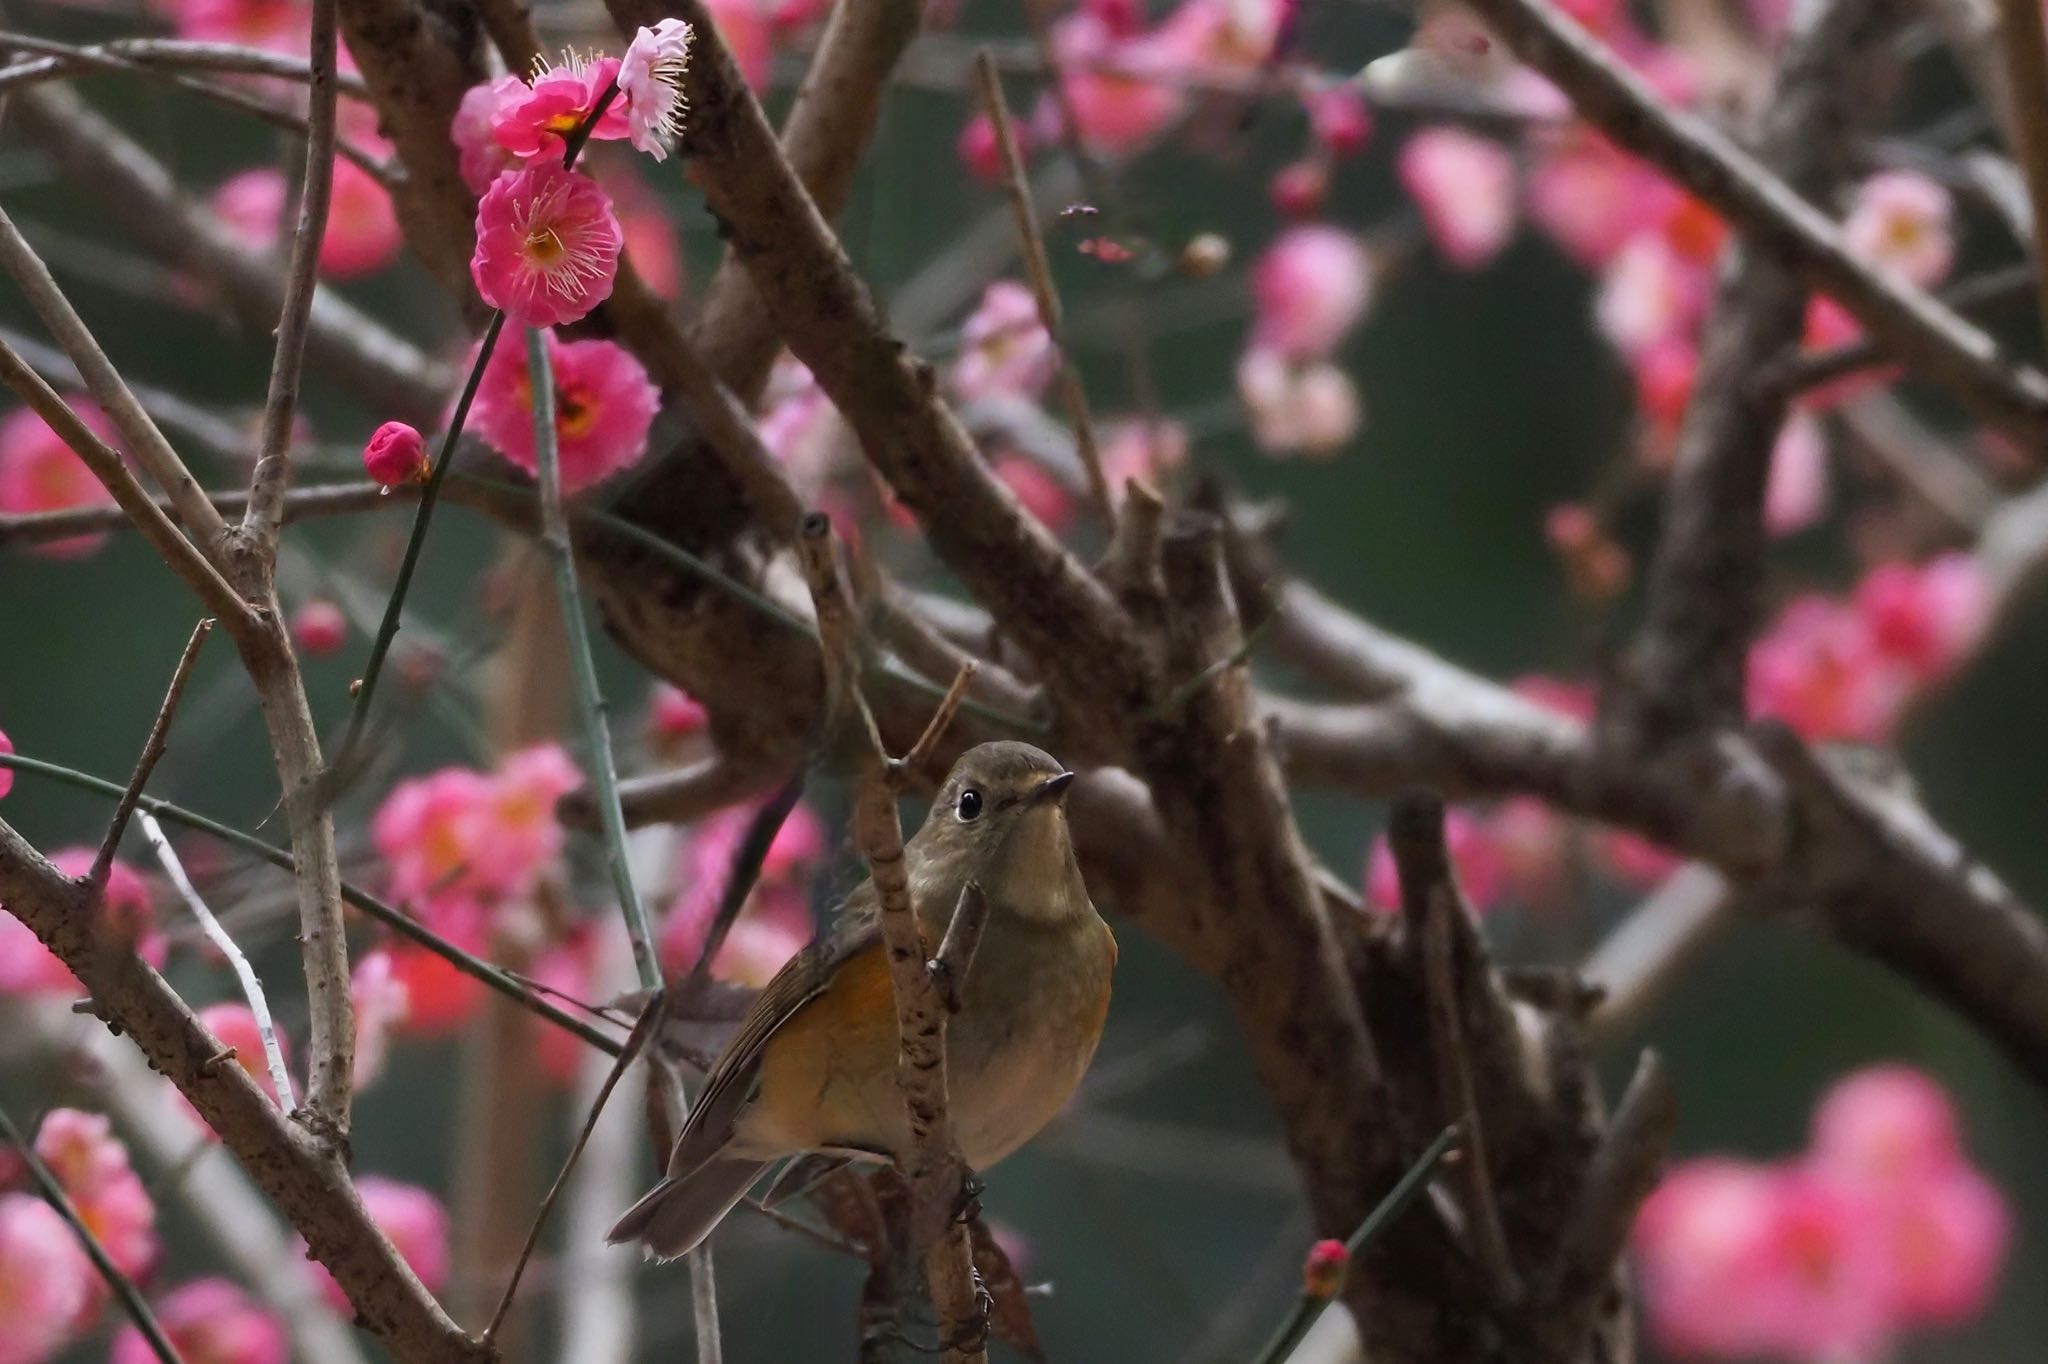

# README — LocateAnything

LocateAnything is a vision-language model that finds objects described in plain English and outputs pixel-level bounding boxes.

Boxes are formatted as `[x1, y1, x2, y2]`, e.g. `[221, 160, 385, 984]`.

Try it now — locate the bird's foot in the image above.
[951, 1169, 986, 1225]
[938, 1269, 994, 1355]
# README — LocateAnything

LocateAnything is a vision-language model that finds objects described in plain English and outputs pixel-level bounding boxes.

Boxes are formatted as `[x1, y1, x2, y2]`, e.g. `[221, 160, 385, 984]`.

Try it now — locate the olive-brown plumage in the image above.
[607, 741, 1116, 1260]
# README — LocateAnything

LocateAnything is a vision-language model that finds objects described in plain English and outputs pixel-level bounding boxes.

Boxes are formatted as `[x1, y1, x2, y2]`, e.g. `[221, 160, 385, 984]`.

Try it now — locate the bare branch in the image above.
[929, 881, 991, 1015]
[1994, 0, 2048, 357]
[243, 0, 340, 553]
[92, 619, 215, 887]
[971, 50, 1112, 523]
[0, 823, 489, 1364]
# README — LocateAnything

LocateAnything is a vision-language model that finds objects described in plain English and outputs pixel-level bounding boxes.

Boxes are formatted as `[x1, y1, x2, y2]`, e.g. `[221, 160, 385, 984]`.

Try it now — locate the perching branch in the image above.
[795, 512, 989, 1364]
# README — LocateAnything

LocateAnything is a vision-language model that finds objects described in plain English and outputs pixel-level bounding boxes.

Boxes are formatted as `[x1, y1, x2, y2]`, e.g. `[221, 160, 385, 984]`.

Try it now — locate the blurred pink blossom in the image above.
[112, 1278, 287, 1364]
[1636, 1066, 2010, 1359]
[1304, 84, 1371, 156]
[372, 745, 581, 916]
[0, 401, 120, 559]
[386, 930, 487, 1037]
[0, 729, 11, 800]
[1748, 595, 1907, 742]
[470, 163, 622, 328]
[702, 0, 776, 89]
[469, 332, 659, 491]
[1853, 552, 1989, 683]
[648, 683, 710, 748]
[350, 949, 411, 1091]
[197, 1003, 290, 1111]
[659, 799, 822, 982]
[1528, 130, 1678, 269]
[995, 455, 1076, 534]
[1250, 226, 1373, 359]
[1398, 128, 1518, 270]
[33, 1109, 156, 1286]
[956, 112, 1010, 182]
[1237, 349, 1361, 457]
[1100, 418, 1189, 498]
[0, 1193, 93, 1364]
[1043, 10, 1185, 158]
[211, 161, 403, 280]
[1595, 235, 1709, 358]
[1764, 410, 1828, 536]
[951, 282, 1056, 402]
[606, 167, 685, 301]
[1268, 160, 1328, 220]
[154, 0, 307, 52]
[1842, 170, 1954, 290]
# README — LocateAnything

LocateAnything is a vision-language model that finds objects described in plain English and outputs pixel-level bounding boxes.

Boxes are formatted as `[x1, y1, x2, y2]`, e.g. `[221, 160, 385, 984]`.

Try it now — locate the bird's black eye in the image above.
[956, 788, 984, 822]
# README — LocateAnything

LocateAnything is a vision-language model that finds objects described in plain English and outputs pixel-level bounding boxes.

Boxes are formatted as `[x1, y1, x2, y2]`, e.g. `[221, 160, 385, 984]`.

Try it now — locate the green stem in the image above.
[525, 325, 659, 989]
[330, 82, 622, 787]
[0, 751, 624, 1056]
[0, 1101, 187, 1364]
[1246, 1125, 1462, 1364]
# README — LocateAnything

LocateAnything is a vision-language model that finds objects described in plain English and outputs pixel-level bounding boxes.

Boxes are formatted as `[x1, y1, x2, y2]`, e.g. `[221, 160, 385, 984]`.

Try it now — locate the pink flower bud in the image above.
[1302, 1238, 1349, 1298]
[291, 600, 347, 657]
[363, 421, 428, 487]
[0, 728, 12, 801]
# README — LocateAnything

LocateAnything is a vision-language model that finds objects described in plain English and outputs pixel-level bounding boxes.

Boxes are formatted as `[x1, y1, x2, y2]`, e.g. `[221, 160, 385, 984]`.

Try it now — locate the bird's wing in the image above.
[665, 886, 880, 1177]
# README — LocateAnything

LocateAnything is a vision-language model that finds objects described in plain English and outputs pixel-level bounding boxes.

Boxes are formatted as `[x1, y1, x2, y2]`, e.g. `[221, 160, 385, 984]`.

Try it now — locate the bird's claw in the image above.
[939, 1269, 994, 1355]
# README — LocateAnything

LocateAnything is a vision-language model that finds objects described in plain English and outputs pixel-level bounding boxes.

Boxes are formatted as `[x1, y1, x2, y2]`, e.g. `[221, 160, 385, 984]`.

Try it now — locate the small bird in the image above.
[609, 741, 1116, 1260]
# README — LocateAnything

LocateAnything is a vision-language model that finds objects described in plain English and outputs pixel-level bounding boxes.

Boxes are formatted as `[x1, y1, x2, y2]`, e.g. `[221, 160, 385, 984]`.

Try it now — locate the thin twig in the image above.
[0, 749, 626, 1057]
[795, 512, 988, 1364]
[91, 619, 215, 887]
[243, 0, 339, 554]
[1246, 1126, 1462, 1364]
[0, 1103, 187, 1364]
[137, 811, 296, 1111]
[482, 991, 666, 1345]
[928, 881, 990, 1015]
[526, 325, 662, 989]
[1994, 0, 2048, 359]
[900, 662, 978, 774]
[686, 773, 807, 986]
[0, 34, 373, 94]
[971, 49, 1112, 523]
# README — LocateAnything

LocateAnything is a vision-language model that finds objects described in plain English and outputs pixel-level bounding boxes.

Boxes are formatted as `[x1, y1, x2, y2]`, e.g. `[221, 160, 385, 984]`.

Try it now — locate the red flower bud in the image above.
[1302, 1238, 1349, 1299]
[363, 421, 428, 487]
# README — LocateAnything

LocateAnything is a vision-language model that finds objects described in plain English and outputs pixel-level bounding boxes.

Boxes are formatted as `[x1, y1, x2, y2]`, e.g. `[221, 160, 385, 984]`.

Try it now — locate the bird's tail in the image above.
[606, 1159, 768, 1262]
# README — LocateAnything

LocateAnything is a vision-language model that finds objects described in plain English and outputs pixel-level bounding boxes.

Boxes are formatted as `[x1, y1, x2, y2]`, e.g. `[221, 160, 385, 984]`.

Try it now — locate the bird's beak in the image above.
[1028, 770, 1076, 806]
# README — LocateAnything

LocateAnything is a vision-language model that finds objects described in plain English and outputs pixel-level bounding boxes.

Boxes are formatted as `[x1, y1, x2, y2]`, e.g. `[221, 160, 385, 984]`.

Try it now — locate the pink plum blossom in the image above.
[195, 1003, 290, 1112]
[1250, 226, 1373, 359]
[1100, 418, 1189, 498]
[350, 949, 410, 1091]
[0, 729, 10, 800]
[951, 282, 1056, 402]
[386, 931, 487, 1036]
[468, 332, 659, 491]
[957, 113, 1013, 182]
[0, 401, 119, 559]
[0, 850, 158, 997]
[1810, 1065, 1963, 1180]
[362, 421, 428, 487]
[618, 19, 695, 159]
[371, 744, 581, 915]
[1843, 170, 1954, 290]
[490, 54, 629, 158]
[453, 76, 525, 194]
[994, 455, 1076, 534]
[302, 1178, 448, 1310]
[529, 931, 596, 1085]
[210, 161, 403, 280]
[470, 162, 622, 327]
[1237, 349, 1361, 457]
[292, 600, 347, 657]
[112, 1278, 287, 1364]
[1398, 127, 1519, 270]
[0, 1193, 93, 1364]
[33, 1110, 156, 1287]
[1595, 235, 1709, 358]
[659, 799, 822, 982]
[1269, 161, 1328, 219]
[606, 167, 685, 300]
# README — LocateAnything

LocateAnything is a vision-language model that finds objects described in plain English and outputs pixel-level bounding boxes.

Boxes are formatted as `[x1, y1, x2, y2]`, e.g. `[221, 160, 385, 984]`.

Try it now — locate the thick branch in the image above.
[0, 825, 487, 1364]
